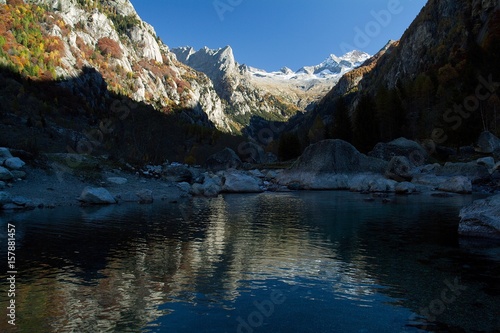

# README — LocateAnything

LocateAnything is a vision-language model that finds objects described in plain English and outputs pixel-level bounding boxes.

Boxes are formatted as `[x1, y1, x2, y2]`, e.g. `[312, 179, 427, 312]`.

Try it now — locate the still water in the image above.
[1, 191, 499, 333]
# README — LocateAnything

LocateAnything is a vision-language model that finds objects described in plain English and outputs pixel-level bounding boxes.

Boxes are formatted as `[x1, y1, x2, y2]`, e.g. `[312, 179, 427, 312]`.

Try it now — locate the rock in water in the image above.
[437, 176, 472, 194]
[221, 171, 263, 193]
[459, 195, 500, 238]
[79, 187, 116, 204]
[136, 189, 154, 204]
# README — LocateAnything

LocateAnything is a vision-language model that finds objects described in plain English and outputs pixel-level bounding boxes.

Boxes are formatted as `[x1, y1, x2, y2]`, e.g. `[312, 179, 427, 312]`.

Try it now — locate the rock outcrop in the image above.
[291, 140, 387, 174]
[278, 140, 388, 190]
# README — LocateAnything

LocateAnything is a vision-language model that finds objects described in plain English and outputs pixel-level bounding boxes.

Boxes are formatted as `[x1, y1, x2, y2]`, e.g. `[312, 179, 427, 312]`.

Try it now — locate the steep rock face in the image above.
[372, 0, 499, 90]
[173, 46, 300, 131]
[6, 0, 233, 131]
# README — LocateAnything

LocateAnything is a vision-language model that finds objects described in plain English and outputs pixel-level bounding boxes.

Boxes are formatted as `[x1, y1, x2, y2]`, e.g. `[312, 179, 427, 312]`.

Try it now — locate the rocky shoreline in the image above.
[2, 136, 500, 239]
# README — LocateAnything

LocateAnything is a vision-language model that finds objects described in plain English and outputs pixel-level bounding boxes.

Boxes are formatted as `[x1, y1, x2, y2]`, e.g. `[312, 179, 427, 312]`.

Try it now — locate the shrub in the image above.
[97, 37, 122, 59]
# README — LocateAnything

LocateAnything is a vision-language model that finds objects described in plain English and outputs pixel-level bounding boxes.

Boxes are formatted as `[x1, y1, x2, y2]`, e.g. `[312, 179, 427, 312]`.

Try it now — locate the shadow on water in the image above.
[0, 192, 499, 332]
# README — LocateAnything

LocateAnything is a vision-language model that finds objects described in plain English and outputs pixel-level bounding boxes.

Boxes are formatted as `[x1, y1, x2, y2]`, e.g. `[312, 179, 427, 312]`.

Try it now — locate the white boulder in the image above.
[79, 187, 116, 204]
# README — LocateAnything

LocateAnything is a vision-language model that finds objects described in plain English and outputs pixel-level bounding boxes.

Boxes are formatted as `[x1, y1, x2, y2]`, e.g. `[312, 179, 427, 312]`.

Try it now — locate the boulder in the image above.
[436, 162, 490, 182]
[79, 187, 116, 204]
[12, 196, 30, 206]
[162, 165, 194, 183]
[248, 169, 265, 178]
[0, 166, 13, 181]
[476, 131, 500, 154]
[176, 182, 191, 193]
[386, 156, 413, 181]
[221, 171, 263, 193]
[205, 148, 242, 171]
[4, 157, 25, 170]
[412, 174, 448, 188]
[0, 191, 12, 206]
[413, 163, 441, 175]
[290, 140, 387, 174]
[459, 195, 500, 238]
[369, 138, 429, 165]
[190, 175, 222, 197]
[477, 157, 495, 170]
[8, 196, 35, 210]
[279, 173, 349, 191]
[437, 176, 472, 194]
[0, 147, 13, 164]
[395, 182, 417, 194]
[107, 177, 128, 185]
[348, 174, 397, 193]
[412, 174, 472, 194]
[136, 189, 154, 204]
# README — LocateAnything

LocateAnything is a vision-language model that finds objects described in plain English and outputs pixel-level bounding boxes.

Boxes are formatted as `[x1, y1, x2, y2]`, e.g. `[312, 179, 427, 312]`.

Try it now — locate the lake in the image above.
[1, 191, 499, 332]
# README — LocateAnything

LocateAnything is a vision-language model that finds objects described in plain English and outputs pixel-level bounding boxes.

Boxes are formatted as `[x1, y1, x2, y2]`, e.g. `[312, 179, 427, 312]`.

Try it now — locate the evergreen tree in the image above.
[330, 97, 352, 142]
[278, 132, 302, 161]
[308, 115, 326, 144]
[353, 94, 380, 153]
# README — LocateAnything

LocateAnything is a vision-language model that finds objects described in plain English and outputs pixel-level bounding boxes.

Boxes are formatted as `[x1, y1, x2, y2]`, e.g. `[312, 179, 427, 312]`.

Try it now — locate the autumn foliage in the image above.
[0, 3, 64, 79]
[97, 37, 123, 59]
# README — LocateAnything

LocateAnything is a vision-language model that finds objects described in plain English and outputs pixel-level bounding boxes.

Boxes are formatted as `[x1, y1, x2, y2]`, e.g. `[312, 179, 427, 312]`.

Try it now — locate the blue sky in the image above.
[132, 0, 426, 72]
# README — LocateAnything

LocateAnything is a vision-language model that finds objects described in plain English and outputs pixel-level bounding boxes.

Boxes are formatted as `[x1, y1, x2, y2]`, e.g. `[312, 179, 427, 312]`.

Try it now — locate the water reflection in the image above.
[0, 192, 499, 332]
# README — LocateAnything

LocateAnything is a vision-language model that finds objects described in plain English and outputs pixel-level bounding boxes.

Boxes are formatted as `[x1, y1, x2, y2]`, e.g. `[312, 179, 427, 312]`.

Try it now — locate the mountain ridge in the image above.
[172, 45, 370, 115]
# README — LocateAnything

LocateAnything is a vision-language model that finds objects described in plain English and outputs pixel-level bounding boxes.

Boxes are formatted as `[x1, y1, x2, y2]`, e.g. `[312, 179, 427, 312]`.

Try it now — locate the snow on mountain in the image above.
[243, 50, 371, 110]
[248, 51, 371, 82]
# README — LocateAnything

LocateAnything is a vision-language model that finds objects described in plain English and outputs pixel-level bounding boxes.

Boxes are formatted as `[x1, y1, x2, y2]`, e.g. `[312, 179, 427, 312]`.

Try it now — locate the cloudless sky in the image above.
[132, 0, 426, 72]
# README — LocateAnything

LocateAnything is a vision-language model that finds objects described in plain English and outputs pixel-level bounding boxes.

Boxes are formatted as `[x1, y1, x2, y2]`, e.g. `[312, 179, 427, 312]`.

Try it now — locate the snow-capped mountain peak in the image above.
[296, 51, 371, 77]
[247, 50, 371, 82]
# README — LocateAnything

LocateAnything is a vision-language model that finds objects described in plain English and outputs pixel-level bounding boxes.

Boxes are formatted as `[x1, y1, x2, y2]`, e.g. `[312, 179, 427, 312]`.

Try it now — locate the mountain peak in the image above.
[295, 50, 370, 76]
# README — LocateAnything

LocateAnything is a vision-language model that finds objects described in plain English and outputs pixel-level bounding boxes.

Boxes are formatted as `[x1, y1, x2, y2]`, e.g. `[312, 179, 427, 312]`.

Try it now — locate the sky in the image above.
[132, 0, 427, 72]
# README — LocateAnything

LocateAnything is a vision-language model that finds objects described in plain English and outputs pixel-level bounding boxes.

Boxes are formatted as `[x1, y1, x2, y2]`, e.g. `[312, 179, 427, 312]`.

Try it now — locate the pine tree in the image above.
[353, 95, 380, 153]
[330, 97, 352, 142]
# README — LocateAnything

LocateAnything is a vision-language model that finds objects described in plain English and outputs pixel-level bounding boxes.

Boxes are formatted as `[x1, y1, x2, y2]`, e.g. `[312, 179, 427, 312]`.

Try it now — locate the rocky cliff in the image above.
[0, 0, 235, 131]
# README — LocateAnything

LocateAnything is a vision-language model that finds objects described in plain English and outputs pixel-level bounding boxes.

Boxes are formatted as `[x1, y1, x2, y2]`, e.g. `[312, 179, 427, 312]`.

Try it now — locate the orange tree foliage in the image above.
[0, 3, 63, 79]
[97, 37, 122, 59]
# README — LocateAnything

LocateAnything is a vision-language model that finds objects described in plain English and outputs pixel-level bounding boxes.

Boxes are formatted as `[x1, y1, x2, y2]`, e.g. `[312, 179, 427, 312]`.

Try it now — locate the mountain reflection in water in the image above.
[0, 192, 499, 333]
